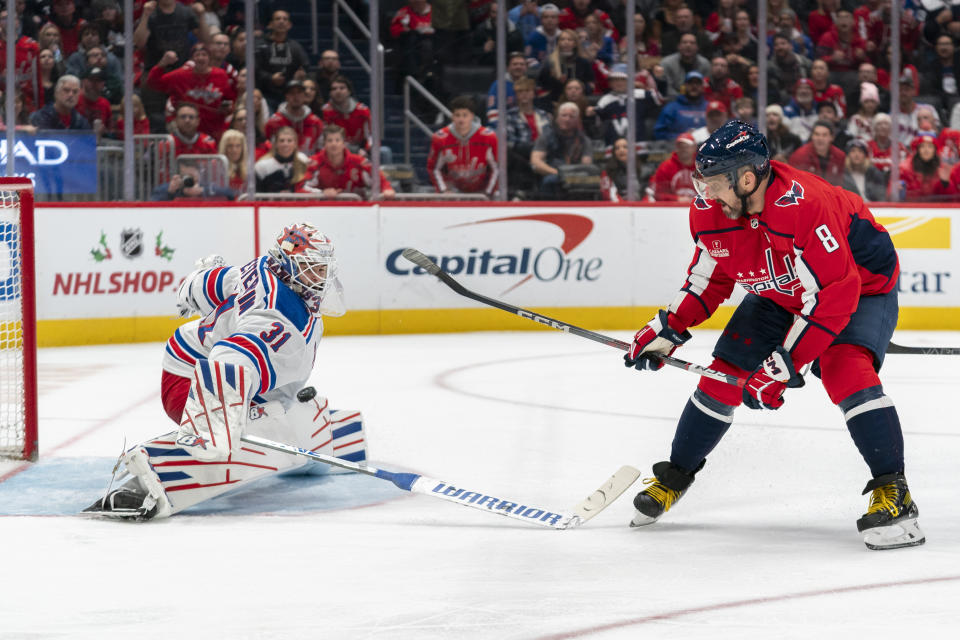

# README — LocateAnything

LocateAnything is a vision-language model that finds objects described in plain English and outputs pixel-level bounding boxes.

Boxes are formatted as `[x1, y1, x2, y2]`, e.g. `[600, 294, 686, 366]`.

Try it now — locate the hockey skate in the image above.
[629, 460, 702, 527]
[856, 472, 925, 550]
[82, 483, 160, 521]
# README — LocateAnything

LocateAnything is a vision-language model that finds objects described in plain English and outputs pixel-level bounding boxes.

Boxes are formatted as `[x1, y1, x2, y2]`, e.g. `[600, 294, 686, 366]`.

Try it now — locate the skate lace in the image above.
[866, 483, 900, 517]
[642, 477, 680, 511]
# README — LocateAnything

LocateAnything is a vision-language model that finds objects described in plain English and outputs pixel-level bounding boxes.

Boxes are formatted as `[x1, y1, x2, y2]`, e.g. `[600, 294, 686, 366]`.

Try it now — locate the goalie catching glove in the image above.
[742, 346, 805, 410]
[624, 309, 692, 371]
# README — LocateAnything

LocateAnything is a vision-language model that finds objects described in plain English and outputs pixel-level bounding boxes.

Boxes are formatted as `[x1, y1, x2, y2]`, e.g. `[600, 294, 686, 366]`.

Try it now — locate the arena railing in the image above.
[236, 193, 363, 201]
[403, 76, 453, 166]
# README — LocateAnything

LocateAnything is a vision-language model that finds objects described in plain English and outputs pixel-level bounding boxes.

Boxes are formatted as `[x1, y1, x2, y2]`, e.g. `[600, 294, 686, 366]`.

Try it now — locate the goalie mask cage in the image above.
[0, 178, 37, 461]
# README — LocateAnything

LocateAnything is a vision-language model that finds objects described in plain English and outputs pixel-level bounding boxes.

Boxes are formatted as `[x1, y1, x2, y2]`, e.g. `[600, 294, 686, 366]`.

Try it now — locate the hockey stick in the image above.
[240, 434, 640, 529]
[401, 248, 748, 389]
[887, 342, 960, 355]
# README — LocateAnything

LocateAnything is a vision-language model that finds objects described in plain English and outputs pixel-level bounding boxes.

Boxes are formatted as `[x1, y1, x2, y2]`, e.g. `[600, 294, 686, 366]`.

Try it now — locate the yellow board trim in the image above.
[35, 307, 960, 347]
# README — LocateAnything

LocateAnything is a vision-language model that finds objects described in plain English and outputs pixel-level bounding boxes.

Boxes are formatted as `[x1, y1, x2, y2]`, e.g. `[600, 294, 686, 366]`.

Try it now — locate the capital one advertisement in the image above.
[258, 205, 650, 312]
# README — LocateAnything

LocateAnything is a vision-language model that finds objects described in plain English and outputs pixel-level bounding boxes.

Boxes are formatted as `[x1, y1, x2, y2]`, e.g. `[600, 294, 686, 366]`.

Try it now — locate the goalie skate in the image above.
[81, 486, 159, 521]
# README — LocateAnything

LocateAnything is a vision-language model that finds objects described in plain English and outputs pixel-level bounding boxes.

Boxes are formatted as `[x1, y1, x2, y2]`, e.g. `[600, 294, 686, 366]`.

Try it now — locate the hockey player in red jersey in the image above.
[624, 120, 923, 550]
[426, 95, 499, 196]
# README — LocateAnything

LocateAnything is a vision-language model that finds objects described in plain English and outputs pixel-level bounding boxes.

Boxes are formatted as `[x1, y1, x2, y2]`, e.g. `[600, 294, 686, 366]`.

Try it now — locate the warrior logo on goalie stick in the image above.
[176, 434, 209, 450]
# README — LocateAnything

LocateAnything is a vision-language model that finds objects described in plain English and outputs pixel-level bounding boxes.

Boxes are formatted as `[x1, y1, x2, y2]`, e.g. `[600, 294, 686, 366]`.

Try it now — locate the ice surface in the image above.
[1, 331, 958, 638]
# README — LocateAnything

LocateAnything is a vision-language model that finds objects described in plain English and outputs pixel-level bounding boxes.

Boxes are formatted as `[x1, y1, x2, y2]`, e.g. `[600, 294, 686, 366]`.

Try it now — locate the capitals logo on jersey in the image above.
[739, 248, 802, 295]
[693, 195, 712, 210]
[774, 180, 805, 207]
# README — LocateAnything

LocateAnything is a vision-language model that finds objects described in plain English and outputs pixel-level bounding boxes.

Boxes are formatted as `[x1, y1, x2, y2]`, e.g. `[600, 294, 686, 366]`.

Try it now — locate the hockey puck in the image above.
[297, 387, 317, 402]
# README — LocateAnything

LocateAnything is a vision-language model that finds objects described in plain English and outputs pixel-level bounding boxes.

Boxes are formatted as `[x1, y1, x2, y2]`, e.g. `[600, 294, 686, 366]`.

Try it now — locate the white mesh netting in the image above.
[0, 188, 27, 459]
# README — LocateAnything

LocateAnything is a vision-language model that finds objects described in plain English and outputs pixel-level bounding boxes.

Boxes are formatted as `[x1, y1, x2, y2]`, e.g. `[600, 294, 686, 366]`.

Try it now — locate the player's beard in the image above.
[718, 197, 743, 220]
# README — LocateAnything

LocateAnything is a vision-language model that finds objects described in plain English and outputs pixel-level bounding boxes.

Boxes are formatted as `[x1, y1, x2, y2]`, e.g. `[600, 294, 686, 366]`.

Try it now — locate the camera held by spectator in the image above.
[151, 160, 236, 201]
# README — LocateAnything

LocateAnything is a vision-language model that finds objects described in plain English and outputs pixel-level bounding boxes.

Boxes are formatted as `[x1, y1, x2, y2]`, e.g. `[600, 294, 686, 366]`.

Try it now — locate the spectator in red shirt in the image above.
[320, 75, 372, 155]
[149, 43, 236, 141]
[426, 95, 499, 196]
[816, 8, 867, 72]
[115, 94, 151, 139]
[45, 0, 86, 56]
[810, 59, 847, 118]
[867, 112, 906, 176]
[305, 125, 395, 200]
[0, 10, 39, 110]
[265, 80, 325, 156]
[807, 0, 838, 47]
[558, 0, 619, 42]
[900, 133, 955, 201]
[651, 132, 697, 202]
[390, 0, 436, 94]
[170, 102, 218, 157]
[703, 55, 742, 111]
[76, 66, 112, 137]
[949, 157, 960, 195]
[705, 0, 737, 48]
[789, 119, 846, 186]
[865, 2, 920, 67]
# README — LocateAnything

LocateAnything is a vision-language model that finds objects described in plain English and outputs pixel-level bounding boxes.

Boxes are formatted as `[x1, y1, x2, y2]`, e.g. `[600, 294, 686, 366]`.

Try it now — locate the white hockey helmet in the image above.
[268, 224, 338, 303]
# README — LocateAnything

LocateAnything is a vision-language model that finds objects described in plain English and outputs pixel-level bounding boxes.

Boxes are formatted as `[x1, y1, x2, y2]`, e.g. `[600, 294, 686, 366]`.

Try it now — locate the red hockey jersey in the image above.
[148, 64, 236, 140]
[265, 105, 325, 155]
[305, 150, 392, 196]
[669, 160, 899, 369]
[0, 36, 39, 110]
[173, 131, 218, 157]
[320, 100, 371, 152]
[389, 5, 432, 38]
[426, 122, 499, 195]
[651, 152, 697, 202]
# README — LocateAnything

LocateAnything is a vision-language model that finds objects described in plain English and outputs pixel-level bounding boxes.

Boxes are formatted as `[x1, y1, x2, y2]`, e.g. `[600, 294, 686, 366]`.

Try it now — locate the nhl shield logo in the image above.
[120, 228, 144, 259]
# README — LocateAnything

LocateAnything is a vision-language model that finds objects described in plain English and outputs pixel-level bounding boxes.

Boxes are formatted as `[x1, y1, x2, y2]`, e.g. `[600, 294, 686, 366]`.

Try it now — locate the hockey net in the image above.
[0, 179, 37, 461]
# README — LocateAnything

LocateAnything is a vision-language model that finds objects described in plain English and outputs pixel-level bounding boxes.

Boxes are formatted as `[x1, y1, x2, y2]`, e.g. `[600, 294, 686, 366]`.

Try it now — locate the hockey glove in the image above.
[624, 309, 692, 371]
[742, 346, 805, 410]
[176, 254, 226, 318]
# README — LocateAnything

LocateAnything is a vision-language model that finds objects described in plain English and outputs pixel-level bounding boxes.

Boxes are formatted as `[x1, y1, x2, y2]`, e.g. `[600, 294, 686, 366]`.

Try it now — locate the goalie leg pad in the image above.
[177, 359, 254, 461]
[127, 421, 308, 516]
[253, 387, 367, 476]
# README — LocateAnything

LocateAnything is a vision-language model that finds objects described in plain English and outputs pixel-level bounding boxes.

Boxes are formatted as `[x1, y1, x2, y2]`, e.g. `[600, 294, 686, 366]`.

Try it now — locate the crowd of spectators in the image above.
[4, 0, 960, 202]
[0, 0, 385, 200]
[386, 0, 960, 202]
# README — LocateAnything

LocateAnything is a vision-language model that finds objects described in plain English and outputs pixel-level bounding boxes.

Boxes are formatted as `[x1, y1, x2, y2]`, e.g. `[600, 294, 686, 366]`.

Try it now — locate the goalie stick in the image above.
[240, 434, 640, 529]
[401, 248, 748, 389]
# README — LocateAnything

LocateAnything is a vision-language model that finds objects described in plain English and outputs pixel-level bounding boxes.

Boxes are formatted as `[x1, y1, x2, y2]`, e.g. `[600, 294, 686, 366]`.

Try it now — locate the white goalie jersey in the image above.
[163, 255, 323, 408]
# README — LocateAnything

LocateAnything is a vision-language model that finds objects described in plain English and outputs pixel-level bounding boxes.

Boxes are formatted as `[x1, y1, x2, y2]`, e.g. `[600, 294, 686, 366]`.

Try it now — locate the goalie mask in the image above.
[268, 224, 342, 314]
